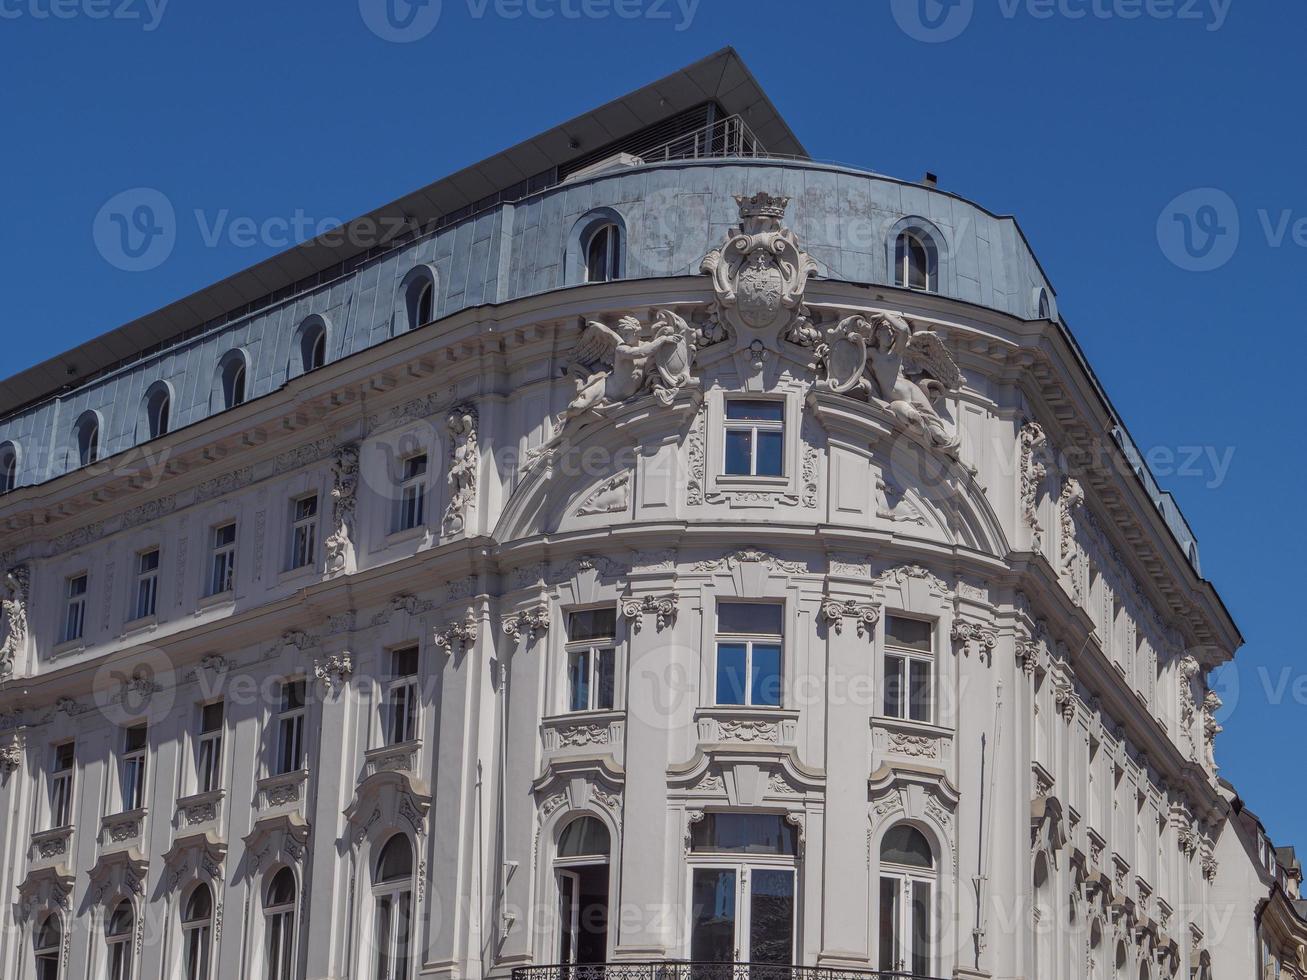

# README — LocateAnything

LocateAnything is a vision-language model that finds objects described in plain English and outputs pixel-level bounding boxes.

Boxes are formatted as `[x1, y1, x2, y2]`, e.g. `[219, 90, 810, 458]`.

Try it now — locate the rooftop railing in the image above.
[512, 962, 949, 980]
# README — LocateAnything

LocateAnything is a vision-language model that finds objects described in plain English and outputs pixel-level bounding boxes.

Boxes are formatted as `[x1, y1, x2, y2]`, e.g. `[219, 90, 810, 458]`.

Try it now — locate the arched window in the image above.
[556, 816, 612, 966]
[0, 441, 17, 492]
[106, 900, 134, 980]
[75, 411, 100, 466]
[373, 834, 414, 980]
[34, 914, 61, 980]
[1036, 288, 1051, 319]
[1113, 940, 1128, 979]
[894, 230, 938, 292]
[264, 868, 297, 980]
[878, 825, 935, 976]
[218, 352, 247, 410]
[298, 319, 328, 373]
[144, 383, 171, 440]
[584, 223, 621, 283]
[182, 883, 214, 980]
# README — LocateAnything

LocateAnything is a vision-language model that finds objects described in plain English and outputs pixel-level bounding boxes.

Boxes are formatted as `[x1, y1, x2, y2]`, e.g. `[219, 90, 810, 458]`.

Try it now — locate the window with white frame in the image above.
[48, 742, 74, 829]
[220, 353, 247, 409]
[182, 884, 213, 980]
[62, 573, 87, 643]
[264, 868, 297, 980]
[209, 522, 236, 595]
[883, 616, 934, 724]
[373, 834, 414, 980]
[133, 548, 159, 620]
[119, 725, 147, 812]
[878, 824, 936, 976]
[75, 411, 100, 466]
[382, 647, 420, 746]
[565, 608, 617, 713]
[894, 230, 937, 292]
[723, 399, 784, 477]
[289, 494, 318, 570]
[195, 701, 224, 794]
[0, 441, 16, 492]
[105, 900, 134, 980]
[34, 914, 61, 980]
[714, 602, 783, 707]
[394, 453, 427, 532]
[275, 680, 306, 775]
[584, 223, 621, 283]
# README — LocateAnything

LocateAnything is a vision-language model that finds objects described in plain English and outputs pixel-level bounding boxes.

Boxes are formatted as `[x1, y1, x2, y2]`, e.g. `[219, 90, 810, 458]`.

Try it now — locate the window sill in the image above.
[363, 740, 423, 778]
[278, 563, 320, 586]
[695, 706, 799, 746]
[122, 613, 159, 636]
[197, 590, 234, 610]
[176, 788, 225, 829]
[385, 525, 428, 547]
[99, 808, 147, 850]
[715, 474, 790, 490]
[540, 712, 626, 752]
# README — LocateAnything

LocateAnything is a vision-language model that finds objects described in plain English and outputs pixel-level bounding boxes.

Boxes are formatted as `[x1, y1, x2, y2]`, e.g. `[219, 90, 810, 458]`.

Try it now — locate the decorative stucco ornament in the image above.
[443, 405, 478, 536]
[0, 564, 29, 679]
[702, 192, 818, 341]
[812, 312, 966, 462]
[529, 309, 701, 467]
[324, 445, 359, 574]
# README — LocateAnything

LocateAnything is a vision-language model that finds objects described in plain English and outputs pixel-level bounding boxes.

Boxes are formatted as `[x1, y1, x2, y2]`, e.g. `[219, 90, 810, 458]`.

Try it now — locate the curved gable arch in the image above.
[566, 207, 627, 285]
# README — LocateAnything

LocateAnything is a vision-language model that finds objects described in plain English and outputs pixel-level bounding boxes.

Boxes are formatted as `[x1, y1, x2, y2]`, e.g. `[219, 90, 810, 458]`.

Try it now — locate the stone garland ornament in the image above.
[434, 612, 479, 653]
[951, 620, 997, 661]
[502, 605, 550, 642]
[619, 594, 678, 633]
[0, 564, 30, 679]
[443, 405, 478, 536]
[313, 655, 353, 693]
[324, 444, 360, 574]
[808, 312, 966, 463]
[1019, 423, 1049, 549]
[819, 597, 880, 638]
[0, 732, 23, 773]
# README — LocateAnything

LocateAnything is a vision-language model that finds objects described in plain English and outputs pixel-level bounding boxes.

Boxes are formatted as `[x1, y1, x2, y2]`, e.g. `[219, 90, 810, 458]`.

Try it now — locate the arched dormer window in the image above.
[182, 883, 214, 980]
[264, 868, 297, 980]
[143, 383, 171, 440]
[75, 411, 101, 466]
[106, 900, 134, 980]
[878, 824, 936, 976]
[1, 441, 19, 492]
[373, 834, 414, 979]
[567, 209, 626, 285]
[294, 316, 329, 375]
[216, 350, 248, 410]
[1036, 288, 1052, 320]
[894, 230, 937, 292]
[398, 266, 439, 334]
[34, 913, 62, 980]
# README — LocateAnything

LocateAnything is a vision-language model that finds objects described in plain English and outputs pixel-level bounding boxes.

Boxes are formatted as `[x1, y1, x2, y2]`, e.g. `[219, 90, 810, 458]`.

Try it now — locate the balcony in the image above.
[256, 770, 309, 818]
[99, 808, 147, 853]
[28, 827, 73, 869]
[512, 964, 947, 980]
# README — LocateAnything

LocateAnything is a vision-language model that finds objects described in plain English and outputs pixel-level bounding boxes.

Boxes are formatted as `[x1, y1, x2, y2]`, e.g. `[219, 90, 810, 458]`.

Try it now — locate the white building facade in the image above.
[0, 48, 1291, 980]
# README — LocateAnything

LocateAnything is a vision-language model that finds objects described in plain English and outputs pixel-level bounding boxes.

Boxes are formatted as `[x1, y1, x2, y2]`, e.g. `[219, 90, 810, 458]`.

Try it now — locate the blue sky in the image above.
[1, 2, 1300, 837]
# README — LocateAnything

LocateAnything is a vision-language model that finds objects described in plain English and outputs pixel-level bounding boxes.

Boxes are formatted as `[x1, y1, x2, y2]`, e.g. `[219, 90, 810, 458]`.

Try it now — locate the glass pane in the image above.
[884, 655, 905, 719]
[724, 429, 752, 475]
[377, 834, 413, 882]
[912, 880, 932, 976]
[755, 429, 784, 476]
[375, 895, 393, 980]
[558, 816, 610, 857]
[726, 400, 784, 422]
[750, 643, 783, 707]
[392, 647, 419, 678]
[396, 890, 412, 977]
[567, 608, 616, 642]
[749, 870, 795, 965]
[878, 877, 900, 972]
[690, 869, 737, 963]
[715, 643, 748, 705]
[718, 603, 783, 636]
[568, 652, 590, 712]
[881, 826, 934, 869]
[689, 814, 797, 855]
[201, 702, 224, 732]
[886, 616, 932, 651]
[558, 873, 577, 963]
[909, 660, 932, 723]
[595, 649, 615, 711]
[281, 681, 305, 712]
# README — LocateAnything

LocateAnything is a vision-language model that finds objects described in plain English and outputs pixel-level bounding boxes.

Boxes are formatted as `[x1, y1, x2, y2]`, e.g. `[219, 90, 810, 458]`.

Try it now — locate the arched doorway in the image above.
[555, 816, 611, 965]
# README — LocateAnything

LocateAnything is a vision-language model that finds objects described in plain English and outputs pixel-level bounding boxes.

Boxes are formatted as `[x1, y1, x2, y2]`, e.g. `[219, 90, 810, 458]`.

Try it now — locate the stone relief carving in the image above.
[0, 564, 29, 678]
[819, 597, 880, 638]
[951, 620, 997, 661]
[716, 720, 779, 743]
[313, 655, 353, 693]
[443, 405, 478, 535]
[701, 192, 818, 341]
[1019, 422, 1049, 549]
[809, 312, 966, 462]
[1178, 656, 1200, 760]
[324, 444, 359, 574]
[878, 564, 950, 596]
[1200, 691, 1223, 772]
[1059, 477, 1085, 595]
[433, 612, 478, 653]
[888, 733, 938, 759]
[557, 724, 610, 747]
[0, 732, 23, 773]
[619, 594, 678, 633]
[502, 605, 550, 642]
[530, 309, 701, 465]
[692, 549, 808, 575]
[574, 471, 631, 517]
[685, 403, 707, 506]
[370, 594, 435, 627]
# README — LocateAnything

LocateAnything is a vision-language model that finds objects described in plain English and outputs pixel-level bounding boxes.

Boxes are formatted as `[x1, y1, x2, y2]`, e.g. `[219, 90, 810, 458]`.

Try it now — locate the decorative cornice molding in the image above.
[819, 597, 880, 638]
[434, 612, 478, 652]
[619, 594, 678, 633]
[502, 605, 550, 642]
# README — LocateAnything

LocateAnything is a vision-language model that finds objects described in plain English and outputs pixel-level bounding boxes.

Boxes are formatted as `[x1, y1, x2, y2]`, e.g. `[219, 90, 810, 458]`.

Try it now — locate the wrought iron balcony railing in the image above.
[513, 962, 949, 980]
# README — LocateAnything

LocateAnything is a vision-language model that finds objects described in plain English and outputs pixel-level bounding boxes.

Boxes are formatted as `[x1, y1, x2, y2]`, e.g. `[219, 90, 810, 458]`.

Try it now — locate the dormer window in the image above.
[585, 223, 620, 283]
[301, 321, 327, 372]
[75, 412, 100, 466]
[0, 442, 17, 492]
[894, 230, 937, 292]
[144, 383, 171, 439]
[219, 352, 247, 409]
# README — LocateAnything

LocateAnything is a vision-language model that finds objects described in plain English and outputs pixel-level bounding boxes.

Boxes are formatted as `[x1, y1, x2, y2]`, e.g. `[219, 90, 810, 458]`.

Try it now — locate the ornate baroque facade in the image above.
[0, 48, 1298, 980]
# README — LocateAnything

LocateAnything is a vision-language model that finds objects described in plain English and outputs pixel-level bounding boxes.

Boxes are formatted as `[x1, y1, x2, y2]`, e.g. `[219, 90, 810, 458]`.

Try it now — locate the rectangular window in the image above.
[196, 701, 224, 794]
[119, 725, 147, 812]
[209, 522, 237, 595]
[723, 400, 784, 477]
[383, 647, 420, 745]
[566, 608, 617, 712]
[62, 573, 87, 643]
[275, 680, 306, 775]
[395, 454, 427, 532]
[134, 548, 159, 620]
[714, 601, 783, 707]
[289, 494, 318, 569]
[48, 742, 75, 829]
[883, 615, 934, 723]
